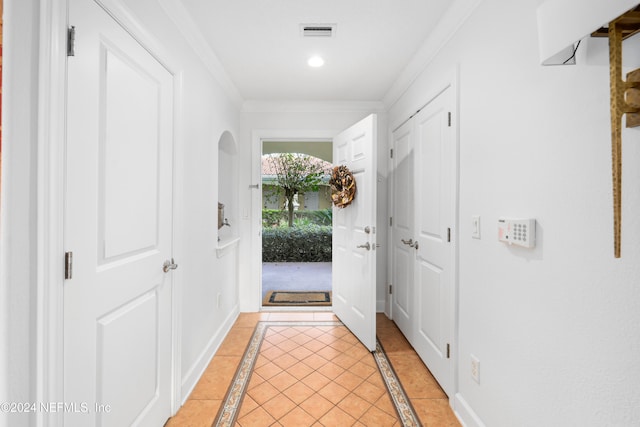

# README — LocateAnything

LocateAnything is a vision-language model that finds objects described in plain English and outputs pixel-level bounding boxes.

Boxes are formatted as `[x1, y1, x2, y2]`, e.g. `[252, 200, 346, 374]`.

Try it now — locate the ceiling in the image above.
[178, 0, 452, 102]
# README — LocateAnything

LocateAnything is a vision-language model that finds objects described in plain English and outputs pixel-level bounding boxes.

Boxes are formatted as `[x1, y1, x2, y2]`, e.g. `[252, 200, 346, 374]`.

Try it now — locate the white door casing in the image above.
[64, 0, 174, 425]
[412, 86, 455, 397]
[332, 114, 377, 352]
[391, 120, 415, 339]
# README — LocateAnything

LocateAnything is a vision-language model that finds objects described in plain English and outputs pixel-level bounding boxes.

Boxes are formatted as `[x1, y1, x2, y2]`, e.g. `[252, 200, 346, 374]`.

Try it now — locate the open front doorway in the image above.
[260, 141, 333, 308]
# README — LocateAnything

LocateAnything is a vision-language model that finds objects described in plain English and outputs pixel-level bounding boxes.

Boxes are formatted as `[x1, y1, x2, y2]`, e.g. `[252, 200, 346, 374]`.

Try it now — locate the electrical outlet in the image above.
[471, 354, 480, 384]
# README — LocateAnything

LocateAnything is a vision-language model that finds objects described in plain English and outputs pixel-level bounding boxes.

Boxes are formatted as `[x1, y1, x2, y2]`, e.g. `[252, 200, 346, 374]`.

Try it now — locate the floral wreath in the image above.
[329, 165, 357, 208]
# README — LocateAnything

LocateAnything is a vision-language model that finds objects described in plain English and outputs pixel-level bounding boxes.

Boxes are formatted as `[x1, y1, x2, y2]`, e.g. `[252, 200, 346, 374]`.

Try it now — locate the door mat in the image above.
[262, 291, 332, 306]
[212, 321, 420, 427]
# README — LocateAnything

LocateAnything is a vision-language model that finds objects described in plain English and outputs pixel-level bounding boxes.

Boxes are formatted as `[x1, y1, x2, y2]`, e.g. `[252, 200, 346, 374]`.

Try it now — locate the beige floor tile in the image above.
[282, 381, 315, 404]
[353, 380, 385, 404]
[313, 312, 339, 321]
[317, 360, 345, 379]
[303, 370, 331, 389]
[337, 393, 372, 419]
[374, 392, 398, 418]
[386, 353, 447, 399]
[216, 327, 255, 356]
[318, 381, 350, 405]
[319, 406, 357, 426]
[349, 360, 377, 379]
[301, 352, 328, 370]
[236, 395, 259, 419]
[254, 361, 283, 381]
[268, 370, 298, 391]
[237, 406, 275, 427]
[334, 370, 365, 390]
[412, 398, 462, 426]
[287, 360, 315, 380]
[267, 312, 315, 321]
[358, 405, 398, 427]
[190, 356, 241, 400]
[233, 312, 270, 328]
[278, 406, 316, 427]
[299, 393, 335, 419]
[303, 339, 327, 353]
[261, 394, 297, 420]
[247, 381, 278, 405]
[165, 399, 221, 427]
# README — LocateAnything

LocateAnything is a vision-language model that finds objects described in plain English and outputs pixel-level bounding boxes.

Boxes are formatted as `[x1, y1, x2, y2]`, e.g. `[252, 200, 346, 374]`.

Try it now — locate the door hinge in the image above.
[447, 112, 451, 127]
[446, 343, 451, 359]
[447, 227, 451, 242]
[67, 26, 76, 57]
[389, 217, 393, 227]
[64, 251, 73, 280]
[389, 285, 393, 294]
[390, 148, 394, 159]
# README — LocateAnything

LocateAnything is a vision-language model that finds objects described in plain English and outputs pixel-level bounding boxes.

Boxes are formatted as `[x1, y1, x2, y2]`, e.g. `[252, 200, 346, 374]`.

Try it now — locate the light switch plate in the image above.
[472, 216, 481, 239]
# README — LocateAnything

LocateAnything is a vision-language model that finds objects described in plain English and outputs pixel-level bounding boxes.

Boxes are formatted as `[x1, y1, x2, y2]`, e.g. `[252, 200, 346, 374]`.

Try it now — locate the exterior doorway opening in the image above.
[260, 141, 333, 308]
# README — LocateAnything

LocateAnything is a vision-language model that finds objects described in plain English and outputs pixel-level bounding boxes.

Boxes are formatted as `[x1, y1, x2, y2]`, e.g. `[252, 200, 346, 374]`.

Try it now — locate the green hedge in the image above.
[262, 224, 332, 262]
[262, 208, 332, 227]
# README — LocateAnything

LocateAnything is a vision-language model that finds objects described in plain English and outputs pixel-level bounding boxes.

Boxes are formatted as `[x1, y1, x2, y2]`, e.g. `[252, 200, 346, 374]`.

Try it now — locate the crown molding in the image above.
[242, 100, 386, 114]
[158, 0, 244, 108]
[383, 0, 483, 110]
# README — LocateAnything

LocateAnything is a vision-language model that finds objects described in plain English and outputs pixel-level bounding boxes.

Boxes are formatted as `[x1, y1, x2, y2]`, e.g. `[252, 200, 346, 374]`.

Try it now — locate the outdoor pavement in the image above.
[262, 262, 332, 300]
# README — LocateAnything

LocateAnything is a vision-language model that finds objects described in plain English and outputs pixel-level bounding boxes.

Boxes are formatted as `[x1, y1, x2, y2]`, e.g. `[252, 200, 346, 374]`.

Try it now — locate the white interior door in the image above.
[332, 114, 377, 351]
[412, 86, 455, 396]
[64, 1, 174, 425]
[391, 120, 415, 339]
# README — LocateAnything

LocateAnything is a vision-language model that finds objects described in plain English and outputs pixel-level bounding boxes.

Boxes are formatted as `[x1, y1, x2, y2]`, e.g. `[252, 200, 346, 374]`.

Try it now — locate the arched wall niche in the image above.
[217, 130, 238, 246]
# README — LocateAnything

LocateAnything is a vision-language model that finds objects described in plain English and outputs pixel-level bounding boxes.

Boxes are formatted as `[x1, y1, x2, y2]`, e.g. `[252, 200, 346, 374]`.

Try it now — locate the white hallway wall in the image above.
[237, 107, 389, 312]
[0, 2, 40, 426]
[387, 0, 640, 426]
[0, 1, 242, 424]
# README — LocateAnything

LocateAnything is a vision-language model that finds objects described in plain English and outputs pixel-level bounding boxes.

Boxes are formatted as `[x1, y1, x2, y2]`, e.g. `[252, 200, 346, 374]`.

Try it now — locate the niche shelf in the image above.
[216, 131, 239, 255]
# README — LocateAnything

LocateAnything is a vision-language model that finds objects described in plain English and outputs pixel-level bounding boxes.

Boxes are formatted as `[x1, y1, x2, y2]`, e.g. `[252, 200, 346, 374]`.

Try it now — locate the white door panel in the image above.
[332, 114, 377, 351]
[412, 86, 454, 397]
[65, 1, 174, 426]
[391, 120, 414, 338]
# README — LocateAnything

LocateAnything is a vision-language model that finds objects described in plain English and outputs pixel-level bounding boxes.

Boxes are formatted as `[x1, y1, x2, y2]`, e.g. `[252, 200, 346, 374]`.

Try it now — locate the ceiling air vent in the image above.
[301, 24, 336, 38]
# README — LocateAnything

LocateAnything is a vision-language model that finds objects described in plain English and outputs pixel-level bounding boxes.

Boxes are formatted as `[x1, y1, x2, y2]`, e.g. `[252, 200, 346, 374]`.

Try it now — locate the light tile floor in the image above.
[166, 312, 460, 426]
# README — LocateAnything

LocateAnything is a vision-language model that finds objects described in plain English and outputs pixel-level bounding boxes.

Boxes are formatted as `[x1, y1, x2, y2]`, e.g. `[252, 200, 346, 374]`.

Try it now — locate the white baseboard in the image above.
[179, 305, 240, 403]
[377, 299, 386, 313]
[454, 393, 486, 427]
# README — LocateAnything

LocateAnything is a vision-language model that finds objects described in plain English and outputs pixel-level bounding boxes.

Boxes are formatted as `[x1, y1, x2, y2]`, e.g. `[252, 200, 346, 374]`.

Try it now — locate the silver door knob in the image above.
[163, 258, 178, 273]
[356, 242, 371, 250]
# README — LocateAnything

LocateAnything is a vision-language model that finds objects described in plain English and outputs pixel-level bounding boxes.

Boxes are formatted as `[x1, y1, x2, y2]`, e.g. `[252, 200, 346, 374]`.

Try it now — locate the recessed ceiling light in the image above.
[308, 56, 324, 67]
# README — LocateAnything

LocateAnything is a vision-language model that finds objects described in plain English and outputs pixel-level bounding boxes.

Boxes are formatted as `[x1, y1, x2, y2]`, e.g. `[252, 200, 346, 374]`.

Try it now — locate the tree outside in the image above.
[263, 153, 331, 227]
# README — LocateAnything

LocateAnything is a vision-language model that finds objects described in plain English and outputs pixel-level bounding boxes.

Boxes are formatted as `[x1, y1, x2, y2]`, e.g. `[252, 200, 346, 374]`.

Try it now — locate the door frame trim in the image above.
[36, 1, 68, 425]
[249, 130, 337, 312]
[37, 1, 185, 424]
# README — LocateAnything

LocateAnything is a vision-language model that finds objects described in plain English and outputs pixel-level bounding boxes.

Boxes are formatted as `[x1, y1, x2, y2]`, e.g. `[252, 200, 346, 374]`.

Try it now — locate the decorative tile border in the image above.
[373, 339, 421, 427]
[212, 320, 420, 427]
